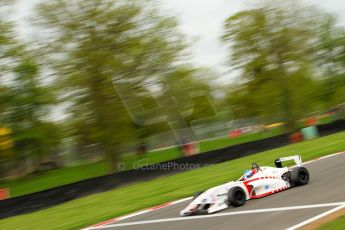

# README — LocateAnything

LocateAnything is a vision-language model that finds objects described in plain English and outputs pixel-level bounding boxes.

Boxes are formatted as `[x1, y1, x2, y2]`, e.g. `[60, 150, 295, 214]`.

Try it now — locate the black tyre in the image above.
[227, 187, 246, 207]
[290, 167, 309, 186]
[193, 191, 204, 200]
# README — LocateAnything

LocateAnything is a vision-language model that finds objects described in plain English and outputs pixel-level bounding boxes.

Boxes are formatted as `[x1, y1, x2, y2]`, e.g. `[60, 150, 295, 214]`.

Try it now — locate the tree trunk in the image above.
[105, 146, 120, 174]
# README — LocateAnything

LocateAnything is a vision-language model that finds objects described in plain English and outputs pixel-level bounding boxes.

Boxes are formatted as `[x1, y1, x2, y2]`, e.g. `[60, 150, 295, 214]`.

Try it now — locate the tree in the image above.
[1, 61, 61, 174]
[0, 0, 22, 76]
[316, 17, 345, 109]
[33, 0, 188, 172]
[222, 1, 330, 130]
[0, 0, 25, 130]
[117, 66, 219, 152]
[156, 67, 216, 144]
[0, 0, 28, 178]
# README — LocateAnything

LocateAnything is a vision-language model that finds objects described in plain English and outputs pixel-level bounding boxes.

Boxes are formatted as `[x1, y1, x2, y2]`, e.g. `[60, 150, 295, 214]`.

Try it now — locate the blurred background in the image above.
[0, 0, 344, 197]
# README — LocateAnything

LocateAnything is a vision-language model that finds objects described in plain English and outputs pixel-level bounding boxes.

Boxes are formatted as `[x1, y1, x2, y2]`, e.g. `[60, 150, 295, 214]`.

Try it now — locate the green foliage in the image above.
[0, 29, 21, 80]
[1, 0, 345, 182]
[0, 60, 61, 175]
[222, 1, 343, 129]
[159, 67, 216, 124]
[33, 0, 189, 172]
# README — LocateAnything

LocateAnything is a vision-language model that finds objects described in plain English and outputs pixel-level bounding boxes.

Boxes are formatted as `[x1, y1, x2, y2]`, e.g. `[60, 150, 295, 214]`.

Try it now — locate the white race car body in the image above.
[180, 155, 306, 216]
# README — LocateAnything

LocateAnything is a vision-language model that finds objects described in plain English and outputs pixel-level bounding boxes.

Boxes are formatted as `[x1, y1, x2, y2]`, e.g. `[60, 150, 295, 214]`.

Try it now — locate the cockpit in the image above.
[238, 163, 262, 181]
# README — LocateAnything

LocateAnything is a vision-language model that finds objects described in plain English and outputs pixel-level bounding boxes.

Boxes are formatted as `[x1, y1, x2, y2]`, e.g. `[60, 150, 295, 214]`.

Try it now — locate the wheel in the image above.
[227, 187, 246, 207]
[193, 191, 204, 200]
[290, 167, 309, 186]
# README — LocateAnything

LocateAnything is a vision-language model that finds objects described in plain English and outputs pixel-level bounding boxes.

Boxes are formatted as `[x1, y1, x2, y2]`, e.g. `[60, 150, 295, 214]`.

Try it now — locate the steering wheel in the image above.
[252, 163, 262, 172]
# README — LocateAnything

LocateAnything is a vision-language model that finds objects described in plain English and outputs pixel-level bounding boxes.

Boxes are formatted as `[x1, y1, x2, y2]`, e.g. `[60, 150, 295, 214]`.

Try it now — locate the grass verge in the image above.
[316, 210, 345, 230]
[0, 128, 281, 197]
[317, 214, 345, 230]
[0, 132, 344, 229]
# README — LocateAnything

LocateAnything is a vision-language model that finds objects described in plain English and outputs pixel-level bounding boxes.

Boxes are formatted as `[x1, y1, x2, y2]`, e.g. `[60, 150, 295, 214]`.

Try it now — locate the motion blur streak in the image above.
[0, 1, 344, 229]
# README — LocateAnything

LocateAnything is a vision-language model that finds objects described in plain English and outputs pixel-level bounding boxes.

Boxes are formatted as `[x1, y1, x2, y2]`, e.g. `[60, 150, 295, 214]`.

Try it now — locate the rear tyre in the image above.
[290, 167, 309, 186]
[227, 187, 246, 207]
[193, 191, 204, 200]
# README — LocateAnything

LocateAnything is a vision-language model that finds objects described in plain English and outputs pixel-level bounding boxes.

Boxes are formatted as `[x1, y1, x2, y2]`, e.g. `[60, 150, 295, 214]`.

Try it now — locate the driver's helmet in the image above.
[244, 169, 258, 179]
[244, 170, 253, 179]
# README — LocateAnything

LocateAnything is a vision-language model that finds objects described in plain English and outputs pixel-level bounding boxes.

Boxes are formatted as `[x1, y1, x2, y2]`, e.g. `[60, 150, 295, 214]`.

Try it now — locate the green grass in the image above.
[198, 128, 281, 152]
[318, 115, 337, 125]
[0, 131, 344, 230]
[0, 161, 109, 198]
[0, 128, 282, 197]
[317, 213, 345, 230]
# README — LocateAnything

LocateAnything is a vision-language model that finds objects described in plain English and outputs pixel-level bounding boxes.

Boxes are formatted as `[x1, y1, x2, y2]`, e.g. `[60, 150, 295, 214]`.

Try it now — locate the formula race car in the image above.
[180, 155, 309, 216]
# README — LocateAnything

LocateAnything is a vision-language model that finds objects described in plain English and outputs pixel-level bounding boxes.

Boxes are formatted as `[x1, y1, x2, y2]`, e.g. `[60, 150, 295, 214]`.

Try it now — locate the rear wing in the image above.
[275, 155, 303, 168]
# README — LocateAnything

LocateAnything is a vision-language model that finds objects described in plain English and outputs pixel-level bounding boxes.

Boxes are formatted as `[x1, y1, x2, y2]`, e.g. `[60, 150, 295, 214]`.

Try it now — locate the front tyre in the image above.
[290, 167, 309, 186]
[227, 187, 246, 207]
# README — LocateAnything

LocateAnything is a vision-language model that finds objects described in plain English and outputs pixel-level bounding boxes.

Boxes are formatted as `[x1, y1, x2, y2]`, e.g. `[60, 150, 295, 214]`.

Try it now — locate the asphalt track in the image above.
[87, 152, 345, 230]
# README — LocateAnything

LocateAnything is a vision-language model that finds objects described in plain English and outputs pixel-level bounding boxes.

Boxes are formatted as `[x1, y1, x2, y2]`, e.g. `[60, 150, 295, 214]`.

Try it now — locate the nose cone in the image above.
[180, 210, 186, 216]
[180, 204, 198, 216]
[180, 206, 192, 216]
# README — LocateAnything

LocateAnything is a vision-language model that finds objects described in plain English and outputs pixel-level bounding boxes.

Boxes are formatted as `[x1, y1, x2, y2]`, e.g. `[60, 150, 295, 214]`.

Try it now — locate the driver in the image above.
[243, 168, 258, 180]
